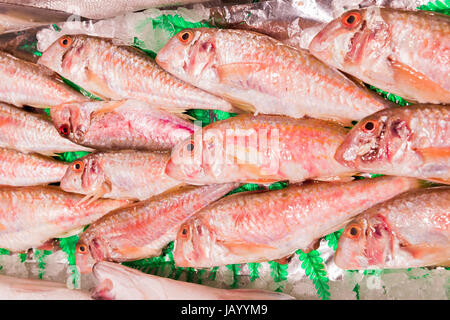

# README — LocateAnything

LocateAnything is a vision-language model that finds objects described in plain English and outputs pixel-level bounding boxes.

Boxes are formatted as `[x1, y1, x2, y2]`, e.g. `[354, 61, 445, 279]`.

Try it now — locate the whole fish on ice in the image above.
[51, 100, 195, 151]
[156, 28, 391, 124]
[173, 176, 422, 268]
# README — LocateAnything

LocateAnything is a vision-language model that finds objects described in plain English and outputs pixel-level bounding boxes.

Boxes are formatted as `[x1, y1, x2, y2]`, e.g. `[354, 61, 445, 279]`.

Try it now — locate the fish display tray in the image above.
[0, 0, 449, 300]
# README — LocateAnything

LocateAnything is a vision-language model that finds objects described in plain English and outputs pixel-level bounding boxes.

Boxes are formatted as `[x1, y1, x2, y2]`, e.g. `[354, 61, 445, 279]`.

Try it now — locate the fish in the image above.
[0, 148, 69, 186]
[0, 103, 93, 155]
[173, 176, 423, 268]
[156, 28, 391, 124]
[38, 35, 233, 113]
[334, 105, 450, 185]
[51, 100, 196, 151]
[91, 261, 294, 300]
[0, 50, 89, 108]
[60, 150, 182, 201]
[335, 186, 450, 269]
[75, 183, 239, 273]
[309, 8, 450, 104]
[165, 114, 356, 185]
[2, 0, 210, 20]
[0, 186, 130, 252]
[0, 274, 91, 300]
[0, 3, 73, 34]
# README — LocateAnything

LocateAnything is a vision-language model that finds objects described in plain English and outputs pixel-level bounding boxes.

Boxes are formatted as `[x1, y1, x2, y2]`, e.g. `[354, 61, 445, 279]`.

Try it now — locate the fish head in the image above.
[334, 111, 411, 172]
[166, 125, 227, 184]
[309, 8, 390, 71]
[156, 28, 217, 84]
[75, 236, 108, 274]
[38, 34, 87, 75]
[51, 102, 91, 141]
[60, 156, 105, 195]
[335, 212, 393, 269]
[174, 219, 216, 268]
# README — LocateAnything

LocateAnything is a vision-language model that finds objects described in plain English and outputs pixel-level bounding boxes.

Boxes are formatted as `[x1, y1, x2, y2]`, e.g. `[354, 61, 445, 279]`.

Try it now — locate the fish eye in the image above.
[342, 12, 361, 28]
[59, 36, 73, 48]
[178, 30, 194, 44]
[186, 142, 194, 152]
[72, 161, 84, 172]
[362, 120, 377, 133]
[58, 124, 70, 136]
[179, 225, 190, 239]
[345, 224, 362, 239]
[76, 244, 88, 254]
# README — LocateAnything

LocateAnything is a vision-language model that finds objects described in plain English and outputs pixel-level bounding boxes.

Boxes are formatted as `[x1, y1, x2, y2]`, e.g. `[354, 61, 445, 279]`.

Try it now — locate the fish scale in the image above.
[156, 28, 390, 124]
[0, 103, 92, 154]
[38, 35, 233, 113]
[173, 176, 423, 268]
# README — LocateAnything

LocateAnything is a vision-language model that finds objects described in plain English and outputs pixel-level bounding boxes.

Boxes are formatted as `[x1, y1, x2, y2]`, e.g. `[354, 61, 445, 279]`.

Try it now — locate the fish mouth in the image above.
[155, 51, 169, 70]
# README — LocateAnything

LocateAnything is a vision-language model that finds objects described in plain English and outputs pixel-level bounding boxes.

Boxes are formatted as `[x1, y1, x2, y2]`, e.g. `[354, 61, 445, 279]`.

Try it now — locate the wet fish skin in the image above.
[0, 51, 88, 108]
[38, 35, 233, 113]
[335, 187, 450, 270]
[75, 183, 239, 273]
[0, 103, 93, 154]
[2, 0, 209, 19]
[165, 114, 355, 185]
[309, 8, 450, 104]
[0, 148, 69, 186]
[334, 105, 450, 184]
[60, 150, 182, 201]
[0, 274, 91, 300]
[156, 28, 391, 124]
[92, 261, 294, 300]
[0, 186, 130, 252]
[173, 176, 422, 268]
[51, 100, 195, 151]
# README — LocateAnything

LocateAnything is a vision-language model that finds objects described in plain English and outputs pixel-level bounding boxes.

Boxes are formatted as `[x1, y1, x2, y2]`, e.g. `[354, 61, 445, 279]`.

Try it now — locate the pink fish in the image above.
[156, 28, 391, 124]
[60, 150, 182, 201]
[336, 187, 450, 269]
[173, 176, 422, 268]
[51, 100, 195, 151]
[91, 261, 294, 300]
[309, 8, 450, 104]
[165, 114, 356, 185]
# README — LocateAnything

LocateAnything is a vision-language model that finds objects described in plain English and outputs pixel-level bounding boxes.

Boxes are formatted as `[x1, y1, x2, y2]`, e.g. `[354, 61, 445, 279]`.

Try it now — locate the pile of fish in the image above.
[0, 1, 448, 300]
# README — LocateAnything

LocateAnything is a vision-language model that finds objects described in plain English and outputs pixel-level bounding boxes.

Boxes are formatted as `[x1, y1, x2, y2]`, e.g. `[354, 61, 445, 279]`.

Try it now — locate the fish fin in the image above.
[416, 147, 450, 161]
[401, 243, 447, 260]
[219, 240, 277, 256]
[423, 178, 450, 185]
[301, 239, 321, 253]
[217, 62, 267, 84]
[315, 173, 356, 182]
[388, 58, 449, 101]
[85, 68, 115, 99]
[91, 101, 127, 117]
[35, 239, 58, 251]
[77, 181, 112, 206]
[54, 226, 85, 239]
[38, 152, 59, 157]
[113, 246, 160, 258]
[273, 253, 295, 265]
[221, 93, 256, 114]
[155, 107, 196, 121]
